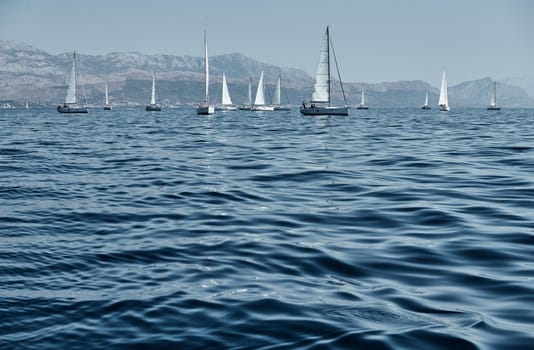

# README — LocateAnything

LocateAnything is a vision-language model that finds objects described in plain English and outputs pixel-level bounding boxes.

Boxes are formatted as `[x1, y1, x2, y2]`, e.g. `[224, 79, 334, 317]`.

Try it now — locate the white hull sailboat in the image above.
[487, 81, 501, 111]
[239, 78, 253, 110]
[251, 71, 274, 111]
[146, 72, 161, 111]
[273, 73, 291, 110]
[104, 82, 112, 110]
[301, 26, 348, 116]
[439, 70, 449, 111]
[356, 88, 368, 109]
[421, 91, 431, 109]
[197, 30, 215, 115]
[215, 73, 237, 111]
[57, 51, 88, 114]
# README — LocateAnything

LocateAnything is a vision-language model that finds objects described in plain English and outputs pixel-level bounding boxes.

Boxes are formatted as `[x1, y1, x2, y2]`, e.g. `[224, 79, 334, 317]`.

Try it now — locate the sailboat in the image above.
[301, 26, 348, 116]
[421, 91, 431, 109]
[239, 78, 253, 110]
[25, 102, 29, 109]
[251, 71, 274, 111]
[146, 72, 161, 111]
[103, 82, 112, 110]
[356, 88, 368, 109]
[197, 30, 215, 115]
[487, 81, 501, 110]
[439, 70, 449, 111]
[215, 73, 237, 111]
[57, 51, 88, 113]
[273, 73, 291, 111]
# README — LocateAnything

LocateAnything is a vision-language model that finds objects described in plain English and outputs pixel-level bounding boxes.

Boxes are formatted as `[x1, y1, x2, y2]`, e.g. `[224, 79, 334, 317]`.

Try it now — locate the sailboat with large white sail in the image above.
[421, 91, 431, 109]
[356, 88, 368, 109]
[439, 70, 449, 111]
[146, 71, 161, 111]
[487, 81, 501, 110]
[197, 30, 215, 115]
[57, 51, 88, 113]
[103, 82, 112, 110]
[301, 26, 348, 116]
[273, 73, 291, 111]
[215, 73, 237, 111]
[239, 78, 253, 110]
[251, 71, 274, 111]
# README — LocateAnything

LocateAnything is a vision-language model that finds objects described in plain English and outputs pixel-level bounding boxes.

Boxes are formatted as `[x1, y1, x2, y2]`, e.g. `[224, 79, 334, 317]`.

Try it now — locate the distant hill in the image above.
[1, 40, 533, 108]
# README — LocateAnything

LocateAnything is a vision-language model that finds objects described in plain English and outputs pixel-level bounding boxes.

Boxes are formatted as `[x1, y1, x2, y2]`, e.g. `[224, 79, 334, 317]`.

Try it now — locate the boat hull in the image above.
[487, 106, 501, 111]
[439, 105, 450, 112]
[356, 105, 369, 110]
[421, 106, 431, 110]
[274, 106, 291, 111]
[215, 105, 237, 111]
[57, 105, 88, 114]
[197, 105, 215, 115]
[300, 106, 348, 116]
[238, 106, 252, 111]
[146, 105, 161, 111]
[251, 105, 274, 111]
[104, 105, 112, 111]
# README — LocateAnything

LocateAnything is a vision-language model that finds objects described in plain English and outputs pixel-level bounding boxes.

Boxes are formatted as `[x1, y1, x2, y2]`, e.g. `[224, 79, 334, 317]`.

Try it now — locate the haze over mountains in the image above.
[1, 40, 533, 108]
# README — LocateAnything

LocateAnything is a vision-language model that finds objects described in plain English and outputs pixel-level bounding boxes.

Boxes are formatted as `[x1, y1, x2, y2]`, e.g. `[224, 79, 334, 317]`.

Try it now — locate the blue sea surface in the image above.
[1, 107, 533, 349]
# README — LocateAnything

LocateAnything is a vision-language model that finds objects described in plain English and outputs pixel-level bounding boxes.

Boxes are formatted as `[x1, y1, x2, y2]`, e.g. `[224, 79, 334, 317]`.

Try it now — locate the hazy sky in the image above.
[1, 0, 533, 86]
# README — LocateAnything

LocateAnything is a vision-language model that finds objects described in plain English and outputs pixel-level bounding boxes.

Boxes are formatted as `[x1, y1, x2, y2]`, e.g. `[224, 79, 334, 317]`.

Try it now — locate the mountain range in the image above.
[1, 40, 533, 108]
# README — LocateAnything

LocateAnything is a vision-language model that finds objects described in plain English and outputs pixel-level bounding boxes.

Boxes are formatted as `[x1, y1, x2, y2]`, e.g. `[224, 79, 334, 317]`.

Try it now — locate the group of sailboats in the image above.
[57, 27, 503, 115]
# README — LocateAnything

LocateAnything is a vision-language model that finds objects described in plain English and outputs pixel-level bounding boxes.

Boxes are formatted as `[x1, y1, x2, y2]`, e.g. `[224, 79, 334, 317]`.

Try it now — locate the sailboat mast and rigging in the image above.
[300, 26, 348, 116]
[145, 71, 161, 111]
[438, 70, 449, 111]
[487, 81, 501, 110]
[104, 82, 112, 110]
[197, 30, 215, 115]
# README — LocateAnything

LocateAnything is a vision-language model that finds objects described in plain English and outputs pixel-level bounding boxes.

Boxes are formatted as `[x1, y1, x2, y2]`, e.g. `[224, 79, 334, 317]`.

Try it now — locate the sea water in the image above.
[1, 107, 533, 349]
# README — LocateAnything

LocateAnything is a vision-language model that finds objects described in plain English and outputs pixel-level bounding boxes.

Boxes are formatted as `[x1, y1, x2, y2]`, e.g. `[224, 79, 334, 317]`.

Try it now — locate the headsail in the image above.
[65, 52, 77, 105]
[360, 89, 365, 106]
[105, 82, 109, 105]
[424, 91, 429, 106]
[273, 75, 281, 106]
[490, 81, 497, 107]
[221, 73, 232, 105]
[150, 72, 156, 105]
[311, 27, 330, 104]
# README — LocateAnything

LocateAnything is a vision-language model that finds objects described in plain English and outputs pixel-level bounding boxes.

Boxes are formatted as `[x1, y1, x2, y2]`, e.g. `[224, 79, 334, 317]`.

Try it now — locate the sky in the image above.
[1, 0, 533, 86]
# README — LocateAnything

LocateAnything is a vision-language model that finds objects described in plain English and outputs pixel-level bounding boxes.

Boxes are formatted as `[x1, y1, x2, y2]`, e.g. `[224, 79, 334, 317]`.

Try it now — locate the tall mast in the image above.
[204, 30, 209, 104]
[327, 26, 331, 107]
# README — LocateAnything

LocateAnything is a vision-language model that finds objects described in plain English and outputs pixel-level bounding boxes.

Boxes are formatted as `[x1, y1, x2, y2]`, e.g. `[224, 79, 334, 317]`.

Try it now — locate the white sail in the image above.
[360, 89, 365, 106]
[490, 81, 497, 107]
[424, 91, 429, 106]
[65, 52, 77, 105]
[204, 30, 209, 104]
[150, 72, 156, 105]
[273, 75, 281, 106]
[439, 70, 448, 107]
[221, 73, 232, 105]
[105, 82, 109, 105]
[311, 27, 330, 103]
[254, 71, 266, 105]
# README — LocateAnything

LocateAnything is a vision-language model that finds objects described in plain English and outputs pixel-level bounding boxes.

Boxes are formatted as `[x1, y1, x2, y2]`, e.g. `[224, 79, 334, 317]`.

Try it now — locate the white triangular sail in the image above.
[311, 27, 330, 103]
[424, 91, 429, 106]
[273, 75, 281, 106]
[254, 71, 266, 106]
[150, 72, 156, 105]
[105, 82, 109, 105]
[65, 52, 77, 105]
[490, 81, 497, 107]
[360, 89, 365, 106]
[221, 73, 232, 105]
[203, 30, 210, 104]
[439, 70, 448, 107]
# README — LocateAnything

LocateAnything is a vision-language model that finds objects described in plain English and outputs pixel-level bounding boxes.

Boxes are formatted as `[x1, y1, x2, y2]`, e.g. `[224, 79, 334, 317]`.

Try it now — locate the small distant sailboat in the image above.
[103, 82, 112, 110]
[25, 102, 29, 109]
[487, 81, 501, 111]
[356, 88, 368, 109]
[421, 91, 431, 109]
[239, 78, 253, 110]
[197, 30, 215, 115]
[251, 71, 274, 111]
[57, 51, 88, 114]
[439, 70, 449, 111]
[273, 73, 291, 111]
[215, 73, 237, 111]
[146, 72, 161, 111]
[301, 26, 348, 116]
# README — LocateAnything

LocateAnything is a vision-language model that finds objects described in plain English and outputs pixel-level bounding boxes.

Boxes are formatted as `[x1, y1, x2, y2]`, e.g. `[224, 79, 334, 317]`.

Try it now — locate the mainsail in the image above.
[254, 71, 266, 106]
[311, 27, 330, 104]
[150, 72, 156, 105]
[273, 75, 281, 106]
[360, 89, 365, 106]
[424, 92, 429, 106]
[490, 81, 497, 107]
[105, 82, 109, 105]
[439, 70, 448, 107]
[65, 52, 77, 105]
[203, 30, 209, 104]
